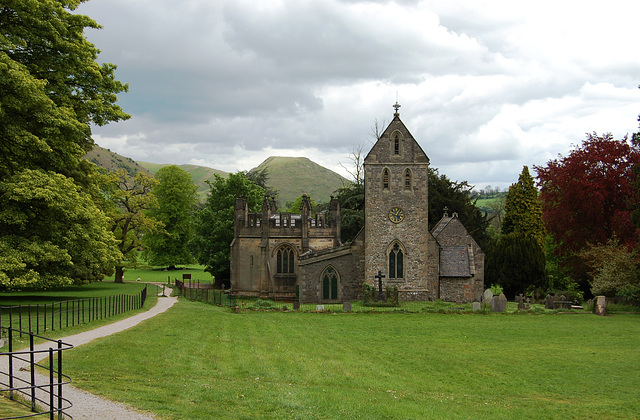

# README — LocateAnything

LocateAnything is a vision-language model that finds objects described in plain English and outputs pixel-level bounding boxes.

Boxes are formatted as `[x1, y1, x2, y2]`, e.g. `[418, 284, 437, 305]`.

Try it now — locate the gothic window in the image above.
[394, 134, 400, 155]
[322, 266, 339, 300]
[276, 245, 295, 274]
[389, 242, 404, 279]
[404, 169, 411, 190]
[383, 169, 389, 190]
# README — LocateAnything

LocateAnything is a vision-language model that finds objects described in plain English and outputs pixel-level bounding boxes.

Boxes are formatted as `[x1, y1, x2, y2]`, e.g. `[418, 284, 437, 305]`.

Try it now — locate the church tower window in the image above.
[383, 169, 389, 190]
[389, 242, 404, 279]
[276, 245, 295, 274]
[404, 169, 411, 190]
[394, 134, 400, 155]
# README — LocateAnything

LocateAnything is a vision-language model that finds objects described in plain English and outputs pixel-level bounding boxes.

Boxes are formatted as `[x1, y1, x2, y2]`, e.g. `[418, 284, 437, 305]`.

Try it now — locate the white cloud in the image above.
[77, 0, 640, 191]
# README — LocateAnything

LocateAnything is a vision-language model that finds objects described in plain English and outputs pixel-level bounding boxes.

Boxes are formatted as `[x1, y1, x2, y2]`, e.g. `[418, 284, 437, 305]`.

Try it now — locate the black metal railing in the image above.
[175, 281, 236, 307]
[0, 328, 73, 419]
[0, 286, 148, 340]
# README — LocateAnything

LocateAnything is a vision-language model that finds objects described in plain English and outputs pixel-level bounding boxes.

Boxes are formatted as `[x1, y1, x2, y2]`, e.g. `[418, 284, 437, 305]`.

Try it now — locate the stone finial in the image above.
[443, 206, 449, 217]
[393, 101, 401, 116]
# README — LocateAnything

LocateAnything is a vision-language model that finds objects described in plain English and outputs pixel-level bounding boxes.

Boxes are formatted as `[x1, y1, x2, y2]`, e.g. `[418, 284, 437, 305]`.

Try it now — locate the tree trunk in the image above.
[115, 266, 124, 283]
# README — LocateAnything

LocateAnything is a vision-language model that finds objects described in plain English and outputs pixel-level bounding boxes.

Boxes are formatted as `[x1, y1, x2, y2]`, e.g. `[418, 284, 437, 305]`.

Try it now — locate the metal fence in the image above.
[176, 282, 237, 307]
[0, 286, 148, 340]
[0, 328, 73, 419]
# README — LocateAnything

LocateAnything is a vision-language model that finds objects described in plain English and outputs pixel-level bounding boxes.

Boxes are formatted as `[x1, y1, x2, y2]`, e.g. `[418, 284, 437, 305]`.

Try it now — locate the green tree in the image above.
[193, 172, 264, 282]
[485, 231, 546, 298]
[487, 167, 546, 297]
[103, 170, 161, 283]
[0, 169, 120, 290]
[502, 166, 546, 247]
[580, 239, 640, 298]
[334, 182, 364, 243]
[428, 167, 491, 251]
[142, 166, 198, 268]
[0, 0, 129, 182]
[0, 1, 128, 289]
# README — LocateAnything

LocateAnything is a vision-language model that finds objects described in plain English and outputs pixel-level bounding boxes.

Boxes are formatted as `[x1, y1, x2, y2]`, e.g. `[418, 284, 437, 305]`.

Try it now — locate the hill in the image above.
[252, 156, 349, 207]
[138, 161, 228, 199]
[84, 145, 151, 177]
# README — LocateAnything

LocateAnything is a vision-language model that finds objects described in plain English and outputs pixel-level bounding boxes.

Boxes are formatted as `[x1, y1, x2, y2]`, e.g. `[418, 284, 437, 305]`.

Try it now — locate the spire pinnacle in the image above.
[393, 101, 401, 117]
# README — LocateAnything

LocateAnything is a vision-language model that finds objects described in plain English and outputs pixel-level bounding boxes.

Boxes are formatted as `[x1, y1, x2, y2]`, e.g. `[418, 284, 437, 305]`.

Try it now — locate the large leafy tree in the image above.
[142, 166, 198, 268]
[193, 172, 264, 282]
[428, 167, 491, 251]
[0, 1, 129, 289]
[0, 170, 120, 290]
[103, 170, 161, 283]
[0, 0, 129, 181]
[579, 238, 640, 299]
[535, 133, 640, 285]
[486, 166, 546, 297]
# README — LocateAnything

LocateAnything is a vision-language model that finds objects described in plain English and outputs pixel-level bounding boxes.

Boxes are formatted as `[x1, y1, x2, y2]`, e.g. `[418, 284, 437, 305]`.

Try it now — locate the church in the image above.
[230, 104, 484, 303]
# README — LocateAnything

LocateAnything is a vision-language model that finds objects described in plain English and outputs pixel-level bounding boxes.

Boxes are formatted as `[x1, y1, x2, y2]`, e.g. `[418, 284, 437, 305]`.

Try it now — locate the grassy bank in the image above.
[62, 299, 640, 419]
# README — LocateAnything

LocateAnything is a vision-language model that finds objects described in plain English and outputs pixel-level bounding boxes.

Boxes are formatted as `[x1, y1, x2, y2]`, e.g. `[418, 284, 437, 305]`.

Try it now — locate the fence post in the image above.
[37, 304, 40, 335]
[18, 306, 22, 338]
[30, 333, 36, 411]
[51, 302, 55, 331]
[49, 348, 54, 420]
[28, 304, 32, 334]
[57, 340, 63, 420]
[59, 302, 62, 330]
[8, 328, 14, 400]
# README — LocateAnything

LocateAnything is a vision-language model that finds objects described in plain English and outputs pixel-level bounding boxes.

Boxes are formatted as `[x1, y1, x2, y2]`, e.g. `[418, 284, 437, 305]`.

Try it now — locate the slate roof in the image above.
[440, 246, 472, 277]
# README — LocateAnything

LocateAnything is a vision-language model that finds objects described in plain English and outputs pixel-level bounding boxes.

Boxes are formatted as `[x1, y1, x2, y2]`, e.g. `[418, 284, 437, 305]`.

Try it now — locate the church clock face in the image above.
[388, 207, 405, 224]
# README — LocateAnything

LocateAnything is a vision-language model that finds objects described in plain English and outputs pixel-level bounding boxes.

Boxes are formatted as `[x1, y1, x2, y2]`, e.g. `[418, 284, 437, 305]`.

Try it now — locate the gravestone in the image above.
[499, 293, 508, 311]
[595, 296, 606, 316]
[483, 289, 493, 303]
[492, 294, 507, 312]
[472, 302, 481, 312]
[545, 294, 554, 309]
[316, 305, 325, 312]
[343, 301, 352, 312]
[517, 294, 525, 310]
[293, 301, 300, 310]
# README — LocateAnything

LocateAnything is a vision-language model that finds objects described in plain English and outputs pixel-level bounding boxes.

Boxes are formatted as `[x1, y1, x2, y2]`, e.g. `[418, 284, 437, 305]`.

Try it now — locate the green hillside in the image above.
[84, 145, 151, 177]
[253, 156, 349, 207]
[138, 161, 228, 199]
[84, 148, 348, 206]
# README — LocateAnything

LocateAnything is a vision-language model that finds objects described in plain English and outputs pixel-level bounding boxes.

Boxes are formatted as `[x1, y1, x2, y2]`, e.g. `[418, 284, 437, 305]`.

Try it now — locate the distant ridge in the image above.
[252, 156, 349, 207]
[84, 147, 349, 205]
[84, 145, 151, 177]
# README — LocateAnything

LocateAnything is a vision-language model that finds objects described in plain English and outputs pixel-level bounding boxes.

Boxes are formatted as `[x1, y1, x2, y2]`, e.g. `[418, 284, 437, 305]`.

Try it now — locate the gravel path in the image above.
[1, 284, 178, 419]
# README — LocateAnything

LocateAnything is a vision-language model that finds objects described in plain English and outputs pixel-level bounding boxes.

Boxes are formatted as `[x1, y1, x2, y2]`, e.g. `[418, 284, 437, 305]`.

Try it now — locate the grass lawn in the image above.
[61, 298, 640, 419]
[121, 265, 213, 285]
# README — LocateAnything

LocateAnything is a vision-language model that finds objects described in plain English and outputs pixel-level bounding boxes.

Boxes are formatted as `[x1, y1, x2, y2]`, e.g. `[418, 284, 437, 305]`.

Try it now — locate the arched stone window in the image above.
[321, 266, 339, 300]
[383, 169, 389, 190]
[404, 169, 412, 190]
[276, 245, 295, 274]
[388, 242, 404, 279]
[394, 134, 400, 155]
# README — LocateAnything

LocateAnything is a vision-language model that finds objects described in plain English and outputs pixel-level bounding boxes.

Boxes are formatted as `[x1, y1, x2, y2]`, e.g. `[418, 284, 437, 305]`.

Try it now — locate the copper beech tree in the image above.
[535, 133, 640, 284]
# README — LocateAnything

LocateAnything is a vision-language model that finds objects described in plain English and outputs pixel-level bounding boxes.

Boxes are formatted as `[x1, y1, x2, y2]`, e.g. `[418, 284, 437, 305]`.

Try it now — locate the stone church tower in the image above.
[363, 103, 439, 300]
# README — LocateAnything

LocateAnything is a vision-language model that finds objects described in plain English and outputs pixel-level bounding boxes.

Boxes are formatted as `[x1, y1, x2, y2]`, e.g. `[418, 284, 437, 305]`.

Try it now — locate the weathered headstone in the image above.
[483, 289, 494, 303]
[316, 305, 325, 312]
[293, 301, 300, 310]
[517, 294, 525, 310]
[343, 301, 352, 312]
[545, 294, 554, 309]
[492, 294, 507, 312]
[499, 293, 508, 311]
[595, 296, 606, 316]
[472, 302, 481, 312]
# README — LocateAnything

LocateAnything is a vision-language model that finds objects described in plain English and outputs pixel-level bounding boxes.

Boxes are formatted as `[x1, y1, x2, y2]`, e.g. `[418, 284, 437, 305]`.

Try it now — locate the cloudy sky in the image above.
[77, 0, 640, 190]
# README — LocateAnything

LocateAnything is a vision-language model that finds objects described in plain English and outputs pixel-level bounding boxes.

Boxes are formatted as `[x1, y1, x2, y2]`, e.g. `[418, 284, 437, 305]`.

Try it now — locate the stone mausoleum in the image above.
[230, 104, 484, 303]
